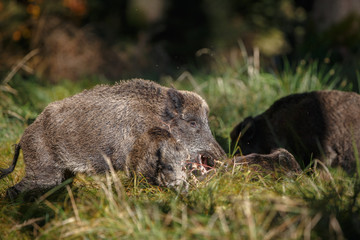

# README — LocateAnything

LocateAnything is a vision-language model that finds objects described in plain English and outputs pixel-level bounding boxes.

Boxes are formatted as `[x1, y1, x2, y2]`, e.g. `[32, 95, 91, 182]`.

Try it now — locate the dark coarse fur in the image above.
[233, 148, 302, 177]
[126, 127, 189, 191]
[1, 79, 225, 198]
[231, 90, 360, 173]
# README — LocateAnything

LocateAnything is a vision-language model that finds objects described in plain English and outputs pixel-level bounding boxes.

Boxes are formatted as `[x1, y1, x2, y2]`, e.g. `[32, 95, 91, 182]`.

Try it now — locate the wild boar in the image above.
[231, 90, 360, 173]
[1, 79, 225, 198]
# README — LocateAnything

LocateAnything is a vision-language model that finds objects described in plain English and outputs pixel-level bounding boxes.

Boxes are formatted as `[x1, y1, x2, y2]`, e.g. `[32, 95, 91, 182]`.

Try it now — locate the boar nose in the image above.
[209, 141, 226, 160]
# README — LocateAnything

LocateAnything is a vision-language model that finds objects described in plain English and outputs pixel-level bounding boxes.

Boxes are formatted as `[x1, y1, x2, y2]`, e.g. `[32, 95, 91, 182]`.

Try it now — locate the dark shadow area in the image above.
[303, 180, 360, 239]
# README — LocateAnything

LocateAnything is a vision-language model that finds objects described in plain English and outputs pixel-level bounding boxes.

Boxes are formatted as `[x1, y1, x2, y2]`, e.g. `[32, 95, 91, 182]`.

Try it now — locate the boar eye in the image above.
[166, 165, 173, 171]
[189, 121, 197, 128]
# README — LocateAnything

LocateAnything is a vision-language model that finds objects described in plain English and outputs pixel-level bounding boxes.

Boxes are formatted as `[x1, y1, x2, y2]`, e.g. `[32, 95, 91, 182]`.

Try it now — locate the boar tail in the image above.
[0, 144, 21, 179]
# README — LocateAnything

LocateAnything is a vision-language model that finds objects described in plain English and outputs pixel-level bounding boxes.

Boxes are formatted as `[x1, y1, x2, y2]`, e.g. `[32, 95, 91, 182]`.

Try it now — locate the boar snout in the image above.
[187, 142, 225, 174]
[209, 140, 226, 160]
[187, 140, 225, 172]
[195, 140, 226, 165]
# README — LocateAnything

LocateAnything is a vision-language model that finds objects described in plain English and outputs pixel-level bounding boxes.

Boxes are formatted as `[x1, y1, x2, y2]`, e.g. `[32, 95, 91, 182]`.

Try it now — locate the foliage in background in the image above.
[0, 0, 305, 60]
[1, 0, 359, 84]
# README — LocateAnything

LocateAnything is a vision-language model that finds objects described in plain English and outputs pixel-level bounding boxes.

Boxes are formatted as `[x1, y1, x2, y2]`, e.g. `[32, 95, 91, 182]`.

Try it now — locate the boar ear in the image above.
[167, 89, 184, 114]
[231, 117, 255, 143]
[231, 117, 255, 152]
[148, 127, 172, 140]
[240, 117, 255, 140]
[231, 117, 254, 141]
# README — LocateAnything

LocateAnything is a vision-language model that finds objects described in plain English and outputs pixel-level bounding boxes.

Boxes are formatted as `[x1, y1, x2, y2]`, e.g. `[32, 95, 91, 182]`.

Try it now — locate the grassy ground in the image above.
[0, 60, 360, 239]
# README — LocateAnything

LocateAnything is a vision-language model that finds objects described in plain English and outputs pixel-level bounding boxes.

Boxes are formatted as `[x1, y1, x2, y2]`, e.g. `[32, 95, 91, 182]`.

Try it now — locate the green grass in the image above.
[1, 61, 360, 239]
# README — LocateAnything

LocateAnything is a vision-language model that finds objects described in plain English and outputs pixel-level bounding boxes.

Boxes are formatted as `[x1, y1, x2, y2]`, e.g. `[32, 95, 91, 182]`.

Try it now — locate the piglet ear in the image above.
[240, 117, 255, 140]
[230, 116, 255, 146]
[167, 89, 184, 114]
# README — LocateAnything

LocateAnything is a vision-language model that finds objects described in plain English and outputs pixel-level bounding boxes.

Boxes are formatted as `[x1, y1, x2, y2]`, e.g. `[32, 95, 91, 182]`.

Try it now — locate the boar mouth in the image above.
[196, 153, 215, 170]
[186, 152, 216, 176]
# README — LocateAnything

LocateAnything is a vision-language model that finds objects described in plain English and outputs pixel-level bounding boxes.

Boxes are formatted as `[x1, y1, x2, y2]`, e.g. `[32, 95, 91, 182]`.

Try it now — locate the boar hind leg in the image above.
[7, 170, 71, 200]
[7, 166, 73, 200]
[7, 143, 73, 200]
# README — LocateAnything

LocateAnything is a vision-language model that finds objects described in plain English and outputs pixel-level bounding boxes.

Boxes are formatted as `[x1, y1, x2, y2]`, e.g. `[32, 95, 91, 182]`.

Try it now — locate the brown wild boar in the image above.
[125, 127, 189, 192]
[231, 90, 360, 173]
[1, 79, 225, 198]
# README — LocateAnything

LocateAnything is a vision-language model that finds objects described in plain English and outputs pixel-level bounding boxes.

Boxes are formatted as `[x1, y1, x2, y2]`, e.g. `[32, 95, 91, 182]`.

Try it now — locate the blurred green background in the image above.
[1, 0, 359, 83]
